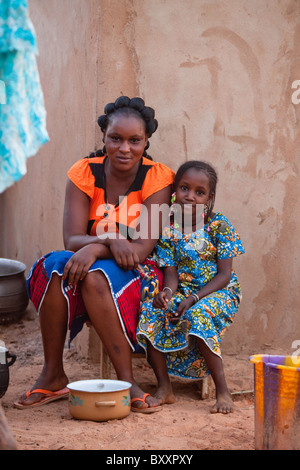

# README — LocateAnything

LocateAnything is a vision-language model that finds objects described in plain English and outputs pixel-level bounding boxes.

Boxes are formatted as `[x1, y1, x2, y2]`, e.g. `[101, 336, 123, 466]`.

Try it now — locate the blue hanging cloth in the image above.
[0, 0, 49, 193]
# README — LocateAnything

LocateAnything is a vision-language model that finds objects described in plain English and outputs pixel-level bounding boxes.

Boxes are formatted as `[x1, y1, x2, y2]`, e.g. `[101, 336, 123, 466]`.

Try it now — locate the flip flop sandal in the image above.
[131, 393, 162, 414]
[14, 387, 69, 409]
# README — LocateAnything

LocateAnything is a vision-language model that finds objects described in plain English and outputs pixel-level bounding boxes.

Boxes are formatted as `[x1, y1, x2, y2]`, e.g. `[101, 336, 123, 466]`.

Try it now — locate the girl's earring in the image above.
[170, 192, 177, 215]
[204, 203, 211, 231]
[170, 192, 180, 229]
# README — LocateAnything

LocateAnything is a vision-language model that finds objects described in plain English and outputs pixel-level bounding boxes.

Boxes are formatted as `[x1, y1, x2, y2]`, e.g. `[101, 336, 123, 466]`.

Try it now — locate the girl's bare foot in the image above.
[210, 391, 234, 414]
[154, 384, 176, 405]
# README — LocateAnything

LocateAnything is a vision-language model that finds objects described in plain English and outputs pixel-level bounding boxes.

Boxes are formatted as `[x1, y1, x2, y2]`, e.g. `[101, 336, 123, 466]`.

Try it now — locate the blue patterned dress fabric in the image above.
[0, 0, 49, 193]
[137, 212, 245, 379]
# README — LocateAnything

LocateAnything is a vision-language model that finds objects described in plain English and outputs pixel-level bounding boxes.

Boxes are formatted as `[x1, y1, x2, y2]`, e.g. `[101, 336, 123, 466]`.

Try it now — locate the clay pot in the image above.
[0, 258, 29, 324]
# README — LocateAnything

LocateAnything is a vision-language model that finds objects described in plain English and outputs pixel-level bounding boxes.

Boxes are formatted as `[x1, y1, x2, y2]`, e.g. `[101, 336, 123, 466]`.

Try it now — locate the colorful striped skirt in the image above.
[26, 251, 162, 350]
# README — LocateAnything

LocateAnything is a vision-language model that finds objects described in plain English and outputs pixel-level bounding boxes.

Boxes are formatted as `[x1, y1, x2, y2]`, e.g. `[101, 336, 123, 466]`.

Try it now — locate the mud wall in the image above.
[1, 0, 300, 354]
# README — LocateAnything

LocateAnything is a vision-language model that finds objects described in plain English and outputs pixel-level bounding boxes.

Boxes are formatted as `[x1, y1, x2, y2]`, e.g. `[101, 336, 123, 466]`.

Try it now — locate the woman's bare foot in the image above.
[210, 390, 234, 414]
[130, 382, 161, 411]
[16, 368, 68, 407]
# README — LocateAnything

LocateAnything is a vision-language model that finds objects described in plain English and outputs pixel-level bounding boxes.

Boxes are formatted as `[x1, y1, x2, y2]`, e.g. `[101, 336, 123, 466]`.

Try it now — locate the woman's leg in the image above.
[196, 338, 233, 413]
[17, 273, 69, 405]
[146, 341, 175, 404]
[81, 271, 160, 410]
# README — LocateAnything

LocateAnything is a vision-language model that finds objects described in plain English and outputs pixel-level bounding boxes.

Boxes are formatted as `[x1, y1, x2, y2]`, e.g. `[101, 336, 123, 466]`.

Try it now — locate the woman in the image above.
[15, 96, 174, 412]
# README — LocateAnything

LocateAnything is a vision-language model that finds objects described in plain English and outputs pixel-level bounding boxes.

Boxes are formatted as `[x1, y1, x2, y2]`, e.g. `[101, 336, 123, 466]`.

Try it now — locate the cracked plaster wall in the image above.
[1, 0, 300, 354]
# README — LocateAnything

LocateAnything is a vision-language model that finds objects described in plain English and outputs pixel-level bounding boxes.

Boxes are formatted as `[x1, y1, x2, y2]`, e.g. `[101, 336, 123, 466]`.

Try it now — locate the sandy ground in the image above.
[1, 305, 256, 451]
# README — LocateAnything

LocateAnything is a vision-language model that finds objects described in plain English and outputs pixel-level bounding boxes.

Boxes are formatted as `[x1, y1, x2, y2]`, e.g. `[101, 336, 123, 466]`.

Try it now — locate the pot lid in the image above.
[67, 379, 132, 393]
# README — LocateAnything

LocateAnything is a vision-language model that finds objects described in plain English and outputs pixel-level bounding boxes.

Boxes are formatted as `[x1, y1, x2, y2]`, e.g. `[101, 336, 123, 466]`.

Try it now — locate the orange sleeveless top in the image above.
[68, 156, 174, 239]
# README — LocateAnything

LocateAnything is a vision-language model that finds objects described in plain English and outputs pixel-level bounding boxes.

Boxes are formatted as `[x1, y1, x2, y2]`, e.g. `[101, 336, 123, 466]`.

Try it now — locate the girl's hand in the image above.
[153, 291, 170, 309]
[170, 296, 195, 323]
[63, 244, 101, 286]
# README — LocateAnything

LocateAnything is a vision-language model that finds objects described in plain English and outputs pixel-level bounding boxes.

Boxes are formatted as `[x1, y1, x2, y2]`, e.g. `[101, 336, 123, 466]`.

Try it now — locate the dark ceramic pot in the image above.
[0, 347, 16, 398]
[0, 258, 29, 324]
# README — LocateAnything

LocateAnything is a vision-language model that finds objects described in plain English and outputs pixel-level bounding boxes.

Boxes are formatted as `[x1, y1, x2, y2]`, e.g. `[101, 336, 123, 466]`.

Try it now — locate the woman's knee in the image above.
[41, 272, 63, 300]
[81, 270, 109, 296]
[39, 273, 68, 320]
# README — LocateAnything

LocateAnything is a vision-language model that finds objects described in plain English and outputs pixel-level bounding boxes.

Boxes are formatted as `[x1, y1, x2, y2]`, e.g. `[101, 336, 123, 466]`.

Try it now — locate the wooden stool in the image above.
[86, 323, 212, 400]
[97, 336, 212, 400]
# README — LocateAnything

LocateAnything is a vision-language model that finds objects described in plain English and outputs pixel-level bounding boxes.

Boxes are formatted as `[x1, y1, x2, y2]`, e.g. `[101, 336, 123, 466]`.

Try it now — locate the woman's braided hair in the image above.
[173, 160, 218, 219]
[88, 96, 158, 160]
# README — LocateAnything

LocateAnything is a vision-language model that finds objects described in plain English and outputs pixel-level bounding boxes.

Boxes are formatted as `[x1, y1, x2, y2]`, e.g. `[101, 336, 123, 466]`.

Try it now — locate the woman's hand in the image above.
[170, 296, 195, 324]
[63, 244, 102, 286]
[106, 237, 140, 270]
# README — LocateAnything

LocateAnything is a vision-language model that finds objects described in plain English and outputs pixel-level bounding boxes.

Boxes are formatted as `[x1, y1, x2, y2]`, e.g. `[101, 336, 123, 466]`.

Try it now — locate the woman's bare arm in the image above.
[63, 179, 110, 253]
[106, 184, 172, 269]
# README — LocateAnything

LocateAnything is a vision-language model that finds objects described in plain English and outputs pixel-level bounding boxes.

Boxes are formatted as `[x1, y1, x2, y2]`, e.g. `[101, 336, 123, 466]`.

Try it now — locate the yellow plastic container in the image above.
[249, 355, 300, 450]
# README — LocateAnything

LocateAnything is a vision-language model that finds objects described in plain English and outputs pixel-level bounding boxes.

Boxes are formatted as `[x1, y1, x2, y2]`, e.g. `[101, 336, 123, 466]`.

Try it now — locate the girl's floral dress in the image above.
[136, 212, 245, 379]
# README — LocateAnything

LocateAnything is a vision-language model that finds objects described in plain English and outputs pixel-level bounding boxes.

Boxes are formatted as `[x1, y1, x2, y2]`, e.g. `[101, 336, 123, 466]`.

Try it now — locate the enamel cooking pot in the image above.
[67, 379, 132, 421]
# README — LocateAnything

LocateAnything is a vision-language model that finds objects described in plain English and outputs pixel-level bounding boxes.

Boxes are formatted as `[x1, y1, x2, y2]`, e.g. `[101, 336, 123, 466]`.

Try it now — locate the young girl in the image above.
[136, 161, 245, 414]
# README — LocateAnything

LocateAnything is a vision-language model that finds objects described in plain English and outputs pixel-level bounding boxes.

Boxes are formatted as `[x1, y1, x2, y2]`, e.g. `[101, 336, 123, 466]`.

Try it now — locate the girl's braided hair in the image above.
[88, 96, 158, 160]
[173, 160, 218, 219]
